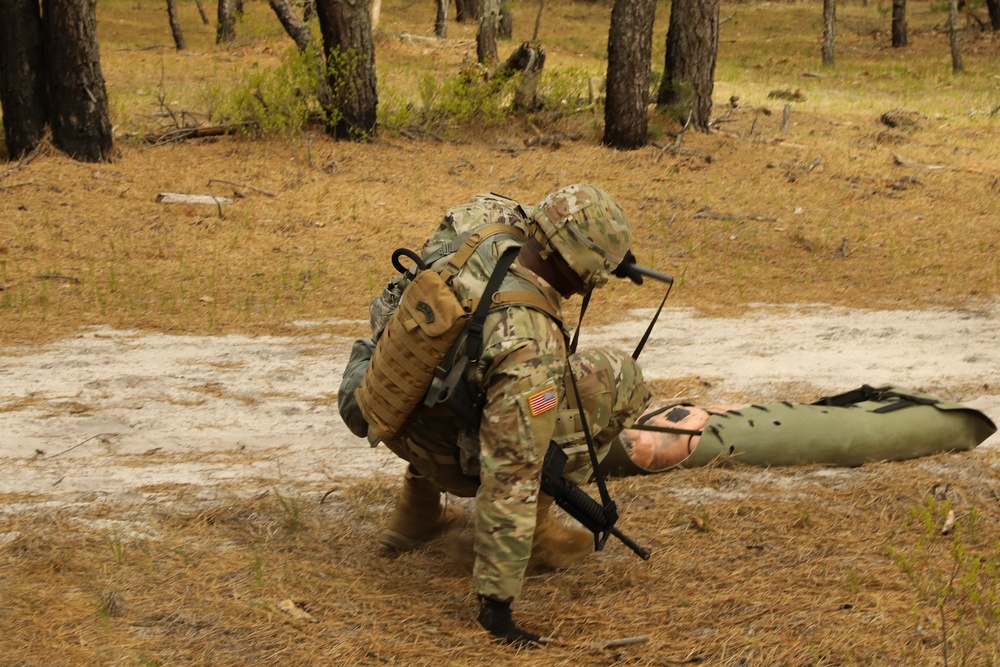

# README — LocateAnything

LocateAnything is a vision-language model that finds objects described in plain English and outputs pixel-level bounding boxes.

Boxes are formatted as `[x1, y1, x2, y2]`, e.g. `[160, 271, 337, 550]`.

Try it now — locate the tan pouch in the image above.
[355, 268, 469, 442]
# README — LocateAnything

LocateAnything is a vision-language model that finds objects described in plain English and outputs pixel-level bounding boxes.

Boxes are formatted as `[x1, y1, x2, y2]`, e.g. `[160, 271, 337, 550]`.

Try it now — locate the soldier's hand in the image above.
[477, 595, 547, 648]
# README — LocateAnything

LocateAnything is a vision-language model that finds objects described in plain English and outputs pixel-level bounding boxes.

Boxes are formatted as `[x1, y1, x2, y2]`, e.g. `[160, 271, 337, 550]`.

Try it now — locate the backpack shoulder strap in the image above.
[490, 289, 561, 324]
[437, 223, 526, 282]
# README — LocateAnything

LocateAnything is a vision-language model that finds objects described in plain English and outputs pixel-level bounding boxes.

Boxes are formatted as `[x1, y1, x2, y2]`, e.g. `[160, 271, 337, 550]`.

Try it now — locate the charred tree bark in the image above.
[435, 0, 448, 37]
[217, 0, 236, 43]
[314, 0, 378, 141]
[496, 42, 545, 111]
[949, 0, 963, 73]
[167, 0, 186, 50]
[455, 0, 479, 23]
[822, 0, 835, 66]
[532, 0, 545, 40]
[988, 0, 1000, 30]
[604, 0, 657, 150]
[478, 0, 500, 65]
[891, 0, 907, 46]
[656, 0, 719, 132]
[0, 0, 48, 158]
[41, 0, 114, 162]
[269, 0, 334, 114]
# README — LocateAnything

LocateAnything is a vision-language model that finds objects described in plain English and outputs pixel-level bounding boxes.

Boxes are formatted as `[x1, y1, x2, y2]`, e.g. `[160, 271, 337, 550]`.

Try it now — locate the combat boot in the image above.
[530, 492, 593, 569]
[379, 466, 464, 552]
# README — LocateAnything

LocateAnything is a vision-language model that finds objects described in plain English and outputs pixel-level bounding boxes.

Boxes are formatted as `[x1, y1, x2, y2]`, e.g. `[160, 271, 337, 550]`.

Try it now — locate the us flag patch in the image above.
[528, 387, 558, 416]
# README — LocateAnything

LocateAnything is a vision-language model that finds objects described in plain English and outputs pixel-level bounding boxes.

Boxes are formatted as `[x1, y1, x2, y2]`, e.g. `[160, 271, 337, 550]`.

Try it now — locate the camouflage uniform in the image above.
[369, 190, 651, 602]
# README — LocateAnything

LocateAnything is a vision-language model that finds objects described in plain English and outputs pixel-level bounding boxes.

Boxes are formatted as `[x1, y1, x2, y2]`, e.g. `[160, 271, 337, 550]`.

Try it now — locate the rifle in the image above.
[540, 442, 651, 561]
[534, 250, 669, 564]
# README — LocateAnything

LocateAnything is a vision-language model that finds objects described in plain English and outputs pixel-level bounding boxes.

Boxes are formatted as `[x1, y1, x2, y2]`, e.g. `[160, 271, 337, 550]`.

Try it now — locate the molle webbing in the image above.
[357, 226, 519, 443]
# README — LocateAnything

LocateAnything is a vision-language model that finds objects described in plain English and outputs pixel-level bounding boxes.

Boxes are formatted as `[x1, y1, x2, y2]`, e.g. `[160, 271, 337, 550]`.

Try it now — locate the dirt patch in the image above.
[3, 302, 997, 505]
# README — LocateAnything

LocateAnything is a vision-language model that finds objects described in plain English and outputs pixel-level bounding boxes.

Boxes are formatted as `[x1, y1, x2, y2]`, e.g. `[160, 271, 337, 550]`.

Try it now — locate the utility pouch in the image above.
[355, 267, 468, 443]
[354, 224, 523, 443]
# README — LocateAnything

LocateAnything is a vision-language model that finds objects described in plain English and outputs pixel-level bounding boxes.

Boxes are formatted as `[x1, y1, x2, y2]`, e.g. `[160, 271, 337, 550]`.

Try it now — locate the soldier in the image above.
[339, 184, 652, 646]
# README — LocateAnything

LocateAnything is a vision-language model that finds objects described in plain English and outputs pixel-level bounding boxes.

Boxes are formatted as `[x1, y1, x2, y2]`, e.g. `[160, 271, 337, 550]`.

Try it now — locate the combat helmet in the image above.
[528, 184, 632, 291]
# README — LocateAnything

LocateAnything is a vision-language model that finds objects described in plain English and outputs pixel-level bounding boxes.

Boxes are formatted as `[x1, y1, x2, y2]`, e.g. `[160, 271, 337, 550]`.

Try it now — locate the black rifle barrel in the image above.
[611, 526, 651, 560]
[632, 264, 674, 284]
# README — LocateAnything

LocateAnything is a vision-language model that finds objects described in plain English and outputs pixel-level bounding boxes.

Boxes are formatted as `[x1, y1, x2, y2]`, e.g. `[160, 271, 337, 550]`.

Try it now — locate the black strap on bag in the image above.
[465, 247, 521, 363]
[423, 246, 521, 422]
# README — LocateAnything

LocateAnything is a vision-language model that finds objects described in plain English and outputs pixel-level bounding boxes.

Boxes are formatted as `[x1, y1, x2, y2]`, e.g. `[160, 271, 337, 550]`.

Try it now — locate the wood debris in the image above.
[156, 193, 233, 205]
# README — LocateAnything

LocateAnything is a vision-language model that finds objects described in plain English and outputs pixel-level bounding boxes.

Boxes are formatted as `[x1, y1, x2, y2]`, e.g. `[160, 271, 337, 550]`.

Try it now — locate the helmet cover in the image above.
[529, 184, 632, 290]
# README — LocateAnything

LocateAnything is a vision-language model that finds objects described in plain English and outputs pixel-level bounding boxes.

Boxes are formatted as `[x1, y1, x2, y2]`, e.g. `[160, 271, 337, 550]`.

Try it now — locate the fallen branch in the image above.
[48, 433, 119, 458]
[0, 142, 44, 182]
[541, 633, 652, 650]
[207, 178, 276, 197]
[892, 152, 993, 177]
[141, 123, 251, 145]
[786, 155, 821, 182]
[587, 634, 650, 649]
[657, 111, 693, 160]
[156, 192, 234, 205]
[0, 180, 35, 191]
[892, 153, 946, 171]
[693, 208, 777, 222]
[35, 273, 81, 284]
[524, 132, 582, 147]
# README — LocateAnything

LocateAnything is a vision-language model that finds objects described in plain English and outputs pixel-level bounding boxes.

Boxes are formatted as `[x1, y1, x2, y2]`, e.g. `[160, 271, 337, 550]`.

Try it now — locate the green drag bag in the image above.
[601, 384, 997, 476]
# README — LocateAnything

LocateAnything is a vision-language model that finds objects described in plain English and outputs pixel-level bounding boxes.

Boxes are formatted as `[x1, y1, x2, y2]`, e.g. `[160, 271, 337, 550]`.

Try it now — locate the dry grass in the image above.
[3, 0, 1000, 664]
[3, 453, 1000, 666]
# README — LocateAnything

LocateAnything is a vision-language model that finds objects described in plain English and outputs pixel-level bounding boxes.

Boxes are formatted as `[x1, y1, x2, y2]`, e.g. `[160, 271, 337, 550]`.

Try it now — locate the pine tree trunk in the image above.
[314, 0, 378, 141]
[269, 0, 334, 114]
[499, 1, 513, 39]
[167, 0, 186, 50]
[822, 0, 835, 66]
[455, 0, 478, 23]
[0, 0, 48, 158]
[892, 0, 907, 47]
[604, 0, 657, 150]
[478, 0, 500, 65]
[217, 0, 236, 43]
[194, 0, 210, 24]
[987, 0, 1000, 30]
[949, 0, 963, 73]
[435, 0, 449, 38]
[657, 0, 720, 132]
[41, 0, 114, 162]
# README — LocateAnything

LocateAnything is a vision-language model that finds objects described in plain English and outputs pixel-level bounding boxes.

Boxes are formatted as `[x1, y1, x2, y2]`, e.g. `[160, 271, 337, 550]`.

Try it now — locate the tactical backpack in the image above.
[355, 223, 554, 443]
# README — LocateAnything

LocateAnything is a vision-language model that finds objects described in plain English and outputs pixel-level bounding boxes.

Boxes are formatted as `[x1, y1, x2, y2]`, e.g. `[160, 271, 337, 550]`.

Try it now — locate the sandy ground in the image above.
[3, 302, 999, 509]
